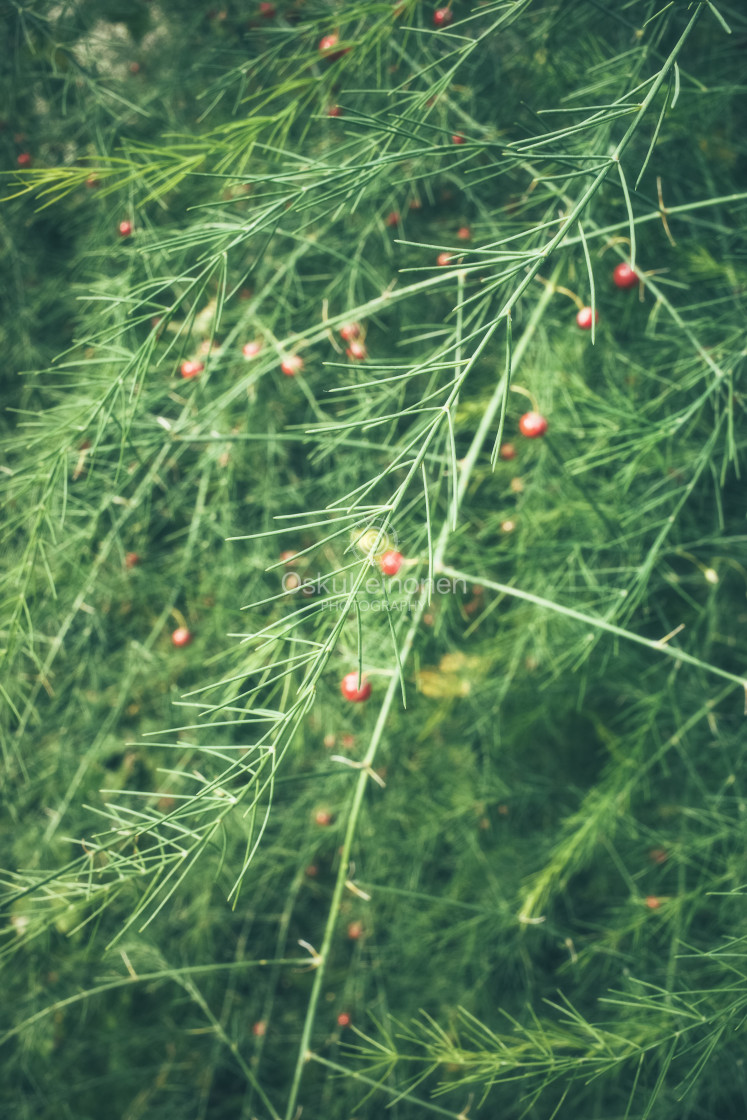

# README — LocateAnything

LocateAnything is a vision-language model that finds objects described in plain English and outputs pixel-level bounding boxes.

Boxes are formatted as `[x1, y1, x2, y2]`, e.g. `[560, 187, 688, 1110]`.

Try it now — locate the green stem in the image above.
[435, 565, 747, 693]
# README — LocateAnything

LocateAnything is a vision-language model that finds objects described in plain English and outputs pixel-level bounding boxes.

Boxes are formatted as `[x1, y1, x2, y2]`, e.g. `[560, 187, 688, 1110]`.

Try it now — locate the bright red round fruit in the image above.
[612, 262, 639, 289]
[457, 226, 471, 240]
[341, 672, 372, 703]
[281, 354, 304, 376]
[180, 360, 204, 379]
[340, 321, 361, 342]
[171, 627, 192, 648]
[314, 808, 333, 826]
[327, 105, 342, 117]
[118, 220, 133, 237]
[451, 134, 465, 145]
[380, 550, 403, 576]
[124, 552, 140, 569]
[242, 340, 262, 358]
[518, 411, 548, 439]
[437, 251, 453, 267]
[17, 152, 32, 167]
[337, 1012, 351, 1027]
[433, 7, 453, 26]
[576, 306, 599, 330]
[499, 442, 516, 460]
[346, 340, 367, 360]
[258, 1, 275, 15]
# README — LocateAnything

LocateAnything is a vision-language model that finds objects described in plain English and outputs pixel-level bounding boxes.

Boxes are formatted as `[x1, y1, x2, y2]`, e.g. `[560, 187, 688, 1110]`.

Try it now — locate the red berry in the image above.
[118, 220, 133, 237]
[649, 848, 668, 864]
[337, 1012, 351, 1028]
[575, 306, 599, 330]
[341, 672, 372, 703]
[340, 321, 361, 342]
[124, 552, 140, 569]
[518, 411, 548, 439]
[327, 105, 342, 117]
[319, 32, 349, 59]
[451, 134, 465, 145]
[385, 210, 400, 228]
[346, 340, 367, 361]
[180, 360, 204, 379]
[433, 7, 453, 26]
[380, 550, 403, 576]
[437, 251, 453, 267]
[498, 442, 516, 460]
[171, 627, 192, 648]
[242, 340, 262, 358]
[457, 226, 471, 240]
[347, 920, 364, 940]
[281, 354, 304, 376]
[612, 262, 639, 289]
[259, 1, 275, 15]
[17, 152, 32, 167]
[314, 808, 333, 827]
[252, 1020, 267, 1036]
[645, 896, 661, 910]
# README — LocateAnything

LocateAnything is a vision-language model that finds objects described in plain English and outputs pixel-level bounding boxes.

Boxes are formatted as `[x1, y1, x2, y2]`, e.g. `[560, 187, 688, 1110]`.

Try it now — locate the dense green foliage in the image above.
[2, 1, 747, 1117]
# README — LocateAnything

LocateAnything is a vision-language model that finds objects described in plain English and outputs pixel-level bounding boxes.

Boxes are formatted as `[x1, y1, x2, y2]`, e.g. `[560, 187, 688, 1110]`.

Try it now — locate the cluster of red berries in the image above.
[575, 261, 640, 329]
[511, 261, 642, 445]
[335, 552, 405, 702]
[340, 320, 368, 361]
